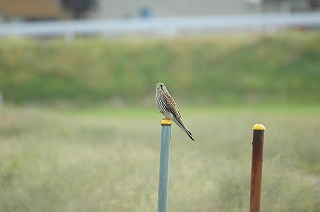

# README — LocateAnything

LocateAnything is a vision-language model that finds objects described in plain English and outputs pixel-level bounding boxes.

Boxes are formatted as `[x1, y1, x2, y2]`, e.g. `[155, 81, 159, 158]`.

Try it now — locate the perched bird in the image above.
[155, 82, 195, 141]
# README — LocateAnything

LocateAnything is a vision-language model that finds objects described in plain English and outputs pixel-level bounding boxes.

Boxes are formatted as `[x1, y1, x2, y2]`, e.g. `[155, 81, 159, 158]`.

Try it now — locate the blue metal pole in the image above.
[157, 118, 172, 212]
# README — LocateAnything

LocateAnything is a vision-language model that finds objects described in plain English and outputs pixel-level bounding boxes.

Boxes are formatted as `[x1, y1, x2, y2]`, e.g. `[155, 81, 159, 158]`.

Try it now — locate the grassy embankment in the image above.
[1, 31, 320, 211]
[0, 31, 320, 106]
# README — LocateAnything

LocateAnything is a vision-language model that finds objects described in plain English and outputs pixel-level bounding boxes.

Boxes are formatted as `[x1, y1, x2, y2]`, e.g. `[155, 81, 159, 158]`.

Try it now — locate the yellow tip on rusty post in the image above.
[161, 118, 172, 126]
[253, 124, 265, 131]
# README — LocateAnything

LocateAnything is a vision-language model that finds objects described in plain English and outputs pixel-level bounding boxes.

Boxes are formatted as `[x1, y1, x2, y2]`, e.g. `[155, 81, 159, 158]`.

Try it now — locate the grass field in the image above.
[1, 30, 320, 105]
[1, 105, 320, 211]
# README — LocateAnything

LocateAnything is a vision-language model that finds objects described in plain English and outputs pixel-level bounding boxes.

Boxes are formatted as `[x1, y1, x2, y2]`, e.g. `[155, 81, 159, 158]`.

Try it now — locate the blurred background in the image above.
[1, 1, 320, 212]
[0, 0, 320, 106]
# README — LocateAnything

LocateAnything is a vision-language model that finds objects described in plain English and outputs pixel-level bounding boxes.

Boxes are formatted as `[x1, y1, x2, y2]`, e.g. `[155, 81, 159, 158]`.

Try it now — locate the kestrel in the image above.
[155, 82, 195, 141]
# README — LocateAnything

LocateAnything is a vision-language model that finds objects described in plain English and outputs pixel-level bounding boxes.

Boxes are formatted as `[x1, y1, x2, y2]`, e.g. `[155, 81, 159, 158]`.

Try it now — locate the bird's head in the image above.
[156, 82, 167, 92]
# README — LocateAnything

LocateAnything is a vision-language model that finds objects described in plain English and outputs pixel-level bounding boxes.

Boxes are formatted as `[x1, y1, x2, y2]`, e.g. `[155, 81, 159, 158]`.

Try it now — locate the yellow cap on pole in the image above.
[161, 118, 172, 126]
[253, 124, 265, 131]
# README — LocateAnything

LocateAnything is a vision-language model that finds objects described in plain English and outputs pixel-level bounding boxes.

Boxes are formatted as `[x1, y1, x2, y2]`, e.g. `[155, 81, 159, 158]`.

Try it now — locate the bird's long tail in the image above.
[172, 117, 195, 141]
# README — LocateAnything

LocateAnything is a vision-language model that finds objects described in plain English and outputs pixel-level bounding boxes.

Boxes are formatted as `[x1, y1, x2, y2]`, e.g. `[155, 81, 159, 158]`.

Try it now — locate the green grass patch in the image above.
[0, 31, 320, 105]
[0, 105, 320, 211]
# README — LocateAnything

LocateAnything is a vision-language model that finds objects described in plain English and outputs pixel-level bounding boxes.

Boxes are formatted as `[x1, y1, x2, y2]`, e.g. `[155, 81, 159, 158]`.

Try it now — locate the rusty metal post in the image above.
[250, 124, 265, 212]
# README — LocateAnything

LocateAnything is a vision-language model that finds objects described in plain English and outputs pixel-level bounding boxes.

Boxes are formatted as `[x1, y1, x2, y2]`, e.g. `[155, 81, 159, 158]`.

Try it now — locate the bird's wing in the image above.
[163, 92, 181, 118]
[164, 92, 195, 141]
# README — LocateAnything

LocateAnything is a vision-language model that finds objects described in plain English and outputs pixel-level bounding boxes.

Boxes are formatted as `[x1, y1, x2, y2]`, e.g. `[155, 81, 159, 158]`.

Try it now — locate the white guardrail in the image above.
[1, 12, 320, 38]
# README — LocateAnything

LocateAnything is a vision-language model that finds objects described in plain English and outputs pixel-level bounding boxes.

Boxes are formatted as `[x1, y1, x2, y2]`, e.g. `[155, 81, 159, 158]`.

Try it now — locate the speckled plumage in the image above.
[155, 82, 195, 141]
